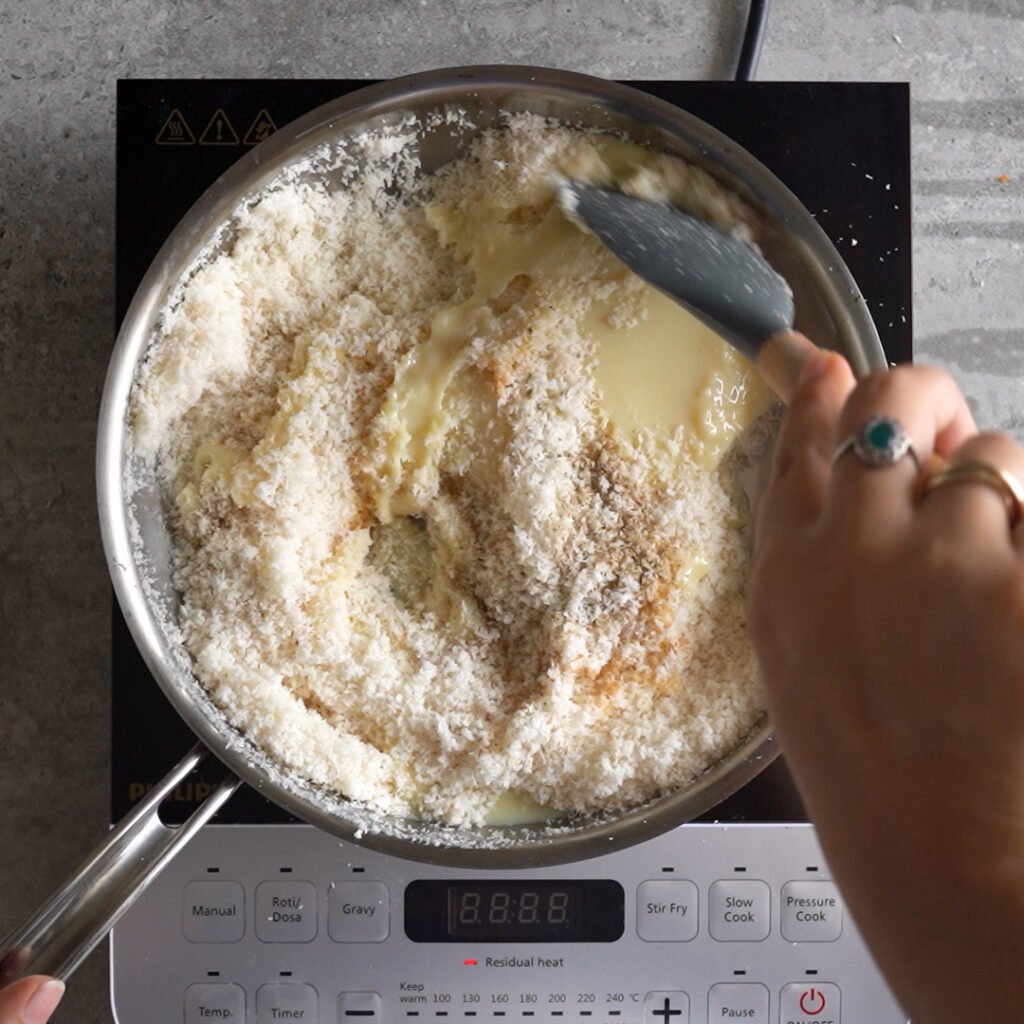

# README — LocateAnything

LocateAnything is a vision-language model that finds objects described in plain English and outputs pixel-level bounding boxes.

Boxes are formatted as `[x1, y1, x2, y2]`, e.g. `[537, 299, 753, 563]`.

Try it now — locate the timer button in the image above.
[328, 881, 390, 943]
[256, 983, 317, 1024]
[636, 880, 698, 942]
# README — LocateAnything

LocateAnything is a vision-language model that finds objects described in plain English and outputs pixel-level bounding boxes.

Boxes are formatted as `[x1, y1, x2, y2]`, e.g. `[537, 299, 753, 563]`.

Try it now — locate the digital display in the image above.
[404, 880, 624, 943]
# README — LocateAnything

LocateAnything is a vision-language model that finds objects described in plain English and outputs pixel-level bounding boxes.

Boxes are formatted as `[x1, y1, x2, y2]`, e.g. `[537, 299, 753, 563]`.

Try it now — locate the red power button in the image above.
[799, 988, 827, 1015]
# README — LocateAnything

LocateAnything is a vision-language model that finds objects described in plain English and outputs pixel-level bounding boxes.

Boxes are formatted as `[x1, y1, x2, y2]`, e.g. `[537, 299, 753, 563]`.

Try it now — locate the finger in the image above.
[756, 329, 819, 403]
[0, 977, 65, 1024]
[826, 364, 977, 531]
[759, 348, 857, 530]
[917, 432, 1024, 552]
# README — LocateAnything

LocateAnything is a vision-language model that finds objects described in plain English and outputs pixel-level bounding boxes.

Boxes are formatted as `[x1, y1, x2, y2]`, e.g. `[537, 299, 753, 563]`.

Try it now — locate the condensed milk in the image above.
[371, 163, 772, 523]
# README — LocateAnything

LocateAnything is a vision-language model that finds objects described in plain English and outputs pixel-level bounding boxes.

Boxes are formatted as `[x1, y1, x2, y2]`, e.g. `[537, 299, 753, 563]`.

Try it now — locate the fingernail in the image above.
[22, 979, 65, 1024]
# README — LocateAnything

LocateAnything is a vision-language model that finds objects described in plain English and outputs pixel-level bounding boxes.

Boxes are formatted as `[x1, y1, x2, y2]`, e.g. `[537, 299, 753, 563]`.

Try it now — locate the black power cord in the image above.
[735, 0, 773, 81]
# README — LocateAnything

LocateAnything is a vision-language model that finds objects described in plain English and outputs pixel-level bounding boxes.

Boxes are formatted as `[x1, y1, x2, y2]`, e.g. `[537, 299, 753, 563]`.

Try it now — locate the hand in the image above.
[0, 977, 64, 1024]
[750, 334, 1024, 1024]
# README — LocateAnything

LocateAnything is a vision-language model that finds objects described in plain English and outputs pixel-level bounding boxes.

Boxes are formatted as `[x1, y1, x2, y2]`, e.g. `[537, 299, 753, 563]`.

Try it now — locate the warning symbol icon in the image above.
[199, 109, 240, 146]
[155, 109, 195, 146]
[243, 109, 278, 146]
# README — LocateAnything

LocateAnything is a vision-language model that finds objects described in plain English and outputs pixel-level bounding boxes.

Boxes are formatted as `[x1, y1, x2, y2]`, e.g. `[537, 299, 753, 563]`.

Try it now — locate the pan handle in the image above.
[0, 742, 241, 983]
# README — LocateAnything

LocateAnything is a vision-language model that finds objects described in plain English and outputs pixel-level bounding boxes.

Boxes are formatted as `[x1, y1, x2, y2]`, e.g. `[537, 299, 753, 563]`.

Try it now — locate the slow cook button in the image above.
[328, 881, 390, 942]
[707, 982, 769, 1022]
[256, 881, 318, 943]
[184, 982, 245, 1023]
[256, 982, 318, 1024]
[708, 880, 771, 941]
[636, 880, 699, 941]
[780, 982, 841, 1023]
[182, 881, 245, 943]
[780, 881, 843, 942]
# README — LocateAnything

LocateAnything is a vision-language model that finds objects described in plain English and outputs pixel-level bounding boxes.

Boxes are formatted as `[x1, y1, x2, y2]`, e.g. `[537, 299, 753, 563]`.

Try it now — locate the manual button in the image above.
[183, 881, 245, 943]
[328, 881, 390, 942]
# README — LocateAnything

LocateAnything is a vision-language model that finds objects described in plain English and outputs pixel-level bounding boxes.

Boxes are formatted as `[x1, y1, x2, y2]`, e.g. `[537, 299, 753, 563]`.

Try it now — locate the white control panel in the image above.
[109, 823, 906, 1023]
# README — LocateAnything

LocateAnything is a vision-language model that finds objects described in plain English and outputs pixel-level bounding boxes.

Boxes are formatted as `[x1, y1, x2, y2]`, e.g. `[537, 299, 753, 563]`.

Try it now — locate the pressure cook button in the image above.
[707, 982, 769, 1023]
[636, 880, 699, 941]
[328, 881, 390, 942]
[708, 879, 771, 941]
[643, 990, 689, 1022]
[184, 982, 246, 1023]
[256, 982, 318, 1024]
[338, 990, 382, 1019]
[779, 982, 840, 1023]
[255, 881, 318, 943]
[780, 881, 843, 942]
[182, 881, 245, 943]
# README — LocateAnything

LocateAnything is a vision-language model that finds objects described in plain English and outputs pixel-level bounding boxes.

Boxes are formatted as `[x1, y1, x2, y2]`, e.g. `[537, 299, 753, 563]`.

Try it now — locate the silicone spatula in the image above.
[559, 180, 794, 363]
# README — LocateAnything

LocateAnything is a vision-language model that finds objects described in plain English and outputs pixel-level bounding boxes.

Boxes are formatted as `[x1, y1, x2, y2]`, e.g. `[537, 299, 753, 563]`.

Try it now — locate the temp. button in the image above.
[328, 881, 390, 942]
[184, 983, 245, 1024]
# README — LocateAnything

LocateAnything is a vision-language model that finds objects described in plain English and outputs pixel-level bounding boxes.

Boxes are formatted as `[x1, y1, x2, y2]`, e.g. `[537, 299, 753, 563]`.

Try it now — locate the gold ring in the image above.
[918, 460, 1024, 529]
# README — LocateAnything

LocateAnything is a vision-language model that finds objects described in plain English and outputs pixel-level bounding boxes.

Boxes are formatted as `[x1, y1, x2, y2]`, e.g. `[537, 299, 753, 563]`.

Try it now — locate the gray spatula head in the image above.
[560, 180, 794, 363]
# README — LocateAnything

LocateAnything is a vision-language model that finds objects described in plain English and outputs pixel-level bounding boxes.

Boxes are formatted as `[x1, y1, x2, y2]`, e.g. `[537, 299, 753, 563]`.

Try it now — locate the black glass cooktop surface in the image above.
[113, 78, 911, 826]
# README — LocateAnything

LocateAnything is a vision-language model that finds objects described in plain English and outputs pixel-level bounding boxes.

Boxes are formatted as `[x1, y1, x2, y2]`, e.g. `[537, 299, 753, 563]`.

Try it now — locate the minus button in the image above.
[339, 992, 382, 1019]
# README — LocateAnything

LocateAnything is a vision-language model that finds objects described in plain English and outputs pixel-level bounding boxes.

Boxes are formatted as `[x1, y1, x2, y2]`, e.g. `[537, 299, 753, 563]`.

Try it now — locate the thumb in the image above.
[756, 329, 821, 403]
[0, 977, 65, 1024]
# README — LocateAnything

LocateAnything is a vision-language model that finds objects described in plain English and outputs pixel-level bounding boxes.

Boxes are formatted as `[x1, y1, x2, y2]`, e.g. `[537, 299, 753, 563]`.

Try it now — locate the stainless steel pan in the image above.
[0, 66, 886, 984]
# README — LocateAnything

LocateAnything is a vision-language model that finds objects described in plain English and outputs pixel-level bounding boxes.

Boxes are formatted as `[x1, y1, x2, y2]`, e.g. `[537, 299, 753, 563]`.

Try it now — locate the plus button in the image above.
[652, 996, 683, 1020]
[644, 990, 689, 1022]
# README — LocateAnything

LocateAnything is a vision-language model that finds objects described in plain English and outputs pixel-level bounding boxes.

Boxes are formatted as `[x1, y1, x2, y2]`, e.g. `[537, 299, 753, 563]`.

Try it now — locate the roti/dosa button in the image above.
[255, 881, 318, 943]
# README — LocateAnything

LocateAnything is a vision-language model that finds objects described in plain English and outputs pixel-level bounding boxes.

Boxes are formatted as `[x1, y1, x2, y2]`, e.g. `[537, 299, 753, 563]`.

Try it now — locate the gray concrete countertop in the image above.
[1, 2, 1022, 1021]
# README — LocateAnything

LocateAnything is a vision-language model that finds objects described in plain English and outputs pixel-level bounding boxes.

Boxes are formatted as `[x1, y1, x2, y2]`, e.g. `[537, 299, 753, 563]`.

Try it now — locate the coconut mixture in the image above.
[130, 115, 776, 827]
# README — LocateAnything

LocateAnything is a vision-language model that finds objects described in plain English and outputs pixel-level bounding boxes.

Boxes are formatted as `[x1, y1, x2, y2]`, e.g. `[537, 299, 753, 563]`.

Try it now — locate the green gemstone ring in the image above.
[832, 415, 920, 470]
